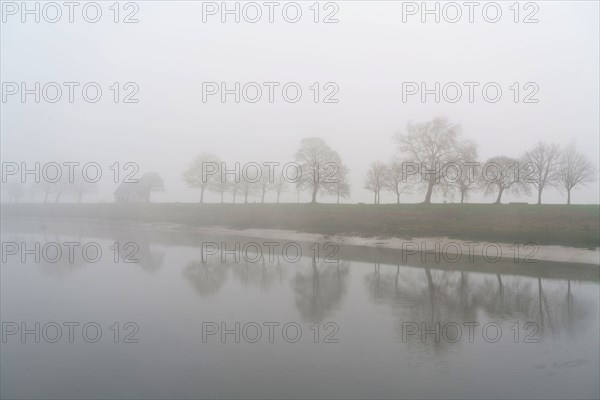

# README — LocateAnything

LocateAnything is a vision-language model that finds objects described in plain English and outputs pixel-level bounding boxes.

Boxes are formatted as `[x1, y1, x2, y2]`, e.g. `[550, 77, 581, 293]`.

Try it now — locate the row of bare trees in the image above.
[3, 176, 98, 204]
[182, 117, 595, 204]
[183, 138, 351, 204]
[3, 172, 165, 204]
[363, 117, 596, 204]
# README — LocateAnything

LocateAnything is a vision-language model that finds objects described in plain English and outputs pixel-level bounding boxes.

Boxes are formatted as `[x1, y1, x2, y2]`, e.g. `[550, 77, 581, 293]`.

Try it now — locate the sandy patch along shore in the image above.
[164, 225, 600, 266]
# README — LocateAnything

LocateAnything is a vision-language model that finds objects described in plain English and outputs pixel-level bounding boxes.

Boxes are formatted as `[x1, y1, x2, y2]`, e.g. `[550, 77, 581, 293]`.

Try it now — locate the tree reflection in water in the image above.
[364, 262, 596, 350]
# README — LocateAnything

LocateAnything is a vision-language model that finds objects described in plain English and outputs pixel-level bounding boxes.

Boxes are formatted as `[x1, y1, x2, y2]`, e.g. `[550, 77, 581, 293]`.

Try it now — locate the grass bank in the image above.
[2, 203, 600, 248]
[2, 203, 599, 248]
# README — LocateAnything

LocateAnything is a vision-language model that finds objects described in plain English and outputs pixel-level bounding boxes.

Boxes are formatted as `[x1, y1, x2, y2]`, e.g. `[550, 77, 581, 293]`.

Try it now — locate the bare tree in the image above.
[213, 176, 229, 203]
[258, 164, 275, 203]
[364, 162, 387, 204]
[273, 177, 288, 203]
[295, 138, 342, 203]
[523, 142, 562, 205]
[329, 164, 350, 204]
[240, 179, 258, 204]
[69, 176, 98, 203]
[559, 143, 597, 204]
[448, 140, 479, 204]
[211, 163, 233, 204]
[383, 159, 412, 204]
[229, 180, 240, 203]
[183, 153, 221, 203]
[395, 117, 462, 204]
[482, 156, 530, 204]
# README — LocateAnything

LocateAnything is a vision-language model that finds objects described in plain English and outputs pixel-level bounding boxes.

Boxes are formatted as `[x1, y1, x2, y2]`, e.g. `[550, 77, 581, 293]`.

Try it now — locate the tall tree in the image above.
[482, 156, 530, 204]
[183, 153, 221, 203]
[329, 164, 351, 204]
[395, 117, 462, 203]
[257, 164, 275, 203]
[273, 177, 288, 203]
[448, 139, 479, 204]
[383, 159, 412, 204]
[213, 175, 229, 203]
[240, 179, 258, 204]
[229, 180, 240, 203]
[364, 162, 387, 204]
[523, 142, 562, 205]
[211, 163, 232, 204]
[295, 138, 342, 203]
[559, 144, 596, 204]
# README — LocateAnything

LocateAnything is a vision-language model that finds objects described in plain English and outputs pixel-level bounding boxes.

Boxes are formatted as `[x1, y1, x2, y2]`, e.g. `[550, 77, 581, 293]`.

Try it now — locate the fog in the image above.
[1, 1, 599, 204]
[2, 4, 600, 399]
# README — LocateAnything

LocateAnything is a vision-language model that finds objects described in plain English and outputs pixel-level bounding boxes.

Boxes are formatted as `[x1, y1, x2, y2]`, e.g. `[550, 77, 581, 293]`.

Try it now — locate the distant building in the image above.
[114, 182, 151, 203]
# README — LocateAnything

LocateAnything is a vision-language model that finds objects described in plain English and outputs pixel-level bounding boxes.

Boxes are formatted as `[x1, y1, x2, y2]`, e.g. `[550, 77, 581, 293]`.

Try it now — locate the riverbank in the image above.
[170, 226, 599, 265]
[2, 203, 599, 249]
[2, 216, 599, 268]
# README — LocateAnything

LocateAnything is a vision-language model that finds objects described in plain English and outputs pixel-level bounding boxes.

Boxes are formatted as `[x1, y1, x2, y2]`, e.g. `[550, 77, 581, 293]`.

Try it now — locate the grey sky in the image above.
[2, 1, 598, 203]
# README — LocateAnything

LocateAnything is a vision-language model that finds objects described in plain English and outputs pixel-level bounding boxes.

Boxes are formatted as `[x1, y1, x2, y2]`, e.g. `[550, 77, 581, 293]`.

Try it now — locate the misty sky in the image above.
[2, 1, 599, 204]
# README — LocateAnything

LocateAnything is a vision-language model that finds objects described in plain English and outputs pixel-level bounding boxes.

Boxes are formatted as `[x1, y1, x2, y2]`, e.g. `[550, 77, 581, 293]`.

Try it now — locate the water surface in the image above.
[1, 220, 599, 399]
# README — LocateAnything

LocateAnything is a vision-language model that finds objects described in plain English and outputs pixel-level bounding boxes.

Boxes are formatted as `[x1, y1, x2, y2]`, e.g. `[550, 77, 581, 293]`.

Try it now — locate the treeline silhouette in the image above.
[182, 117, 596, 205]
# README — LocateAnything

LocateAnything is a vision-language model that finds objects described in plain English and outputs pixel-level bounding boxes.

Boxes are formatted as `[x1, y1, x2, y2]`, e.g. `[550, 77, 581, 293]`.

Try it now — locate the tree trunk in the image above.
[232, 191, 237, 203]
[495, 188, 503, 204]
[396, 191, 400, 204]
[460, 191, 465, 204]
[537, 189, 542, 205]
[311, 186, 317, 203]
[200, 187, 205, 203]
[567, 189, 571, 205]
[244, 192, 249, 204]
[261, 190, 265, 203]
[423, 180, 434, 204]
[337, 190, 340, 205]
[373, 192, 377, 204]
[277, 191, 281, 204]
[221, 191, 224, 203]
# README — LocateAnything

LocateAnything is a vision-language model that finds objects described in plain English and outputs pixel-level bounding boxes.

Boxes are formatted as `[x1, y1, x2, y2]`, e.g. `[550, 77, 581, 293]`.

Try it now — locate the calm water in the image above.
[1, 219, 599, 399]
